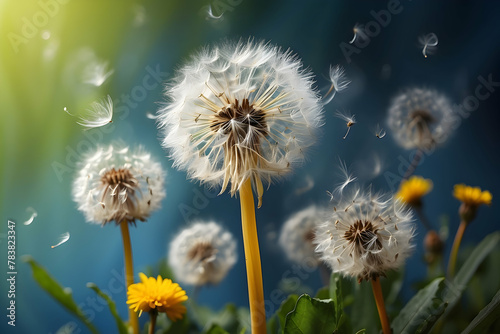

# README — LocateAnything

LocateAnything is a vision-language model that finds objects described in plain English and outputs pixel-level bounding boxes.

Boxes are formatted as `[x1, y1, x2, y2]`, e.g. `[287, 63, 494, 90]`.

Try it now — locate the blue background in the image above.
[1, 0, 500, 333]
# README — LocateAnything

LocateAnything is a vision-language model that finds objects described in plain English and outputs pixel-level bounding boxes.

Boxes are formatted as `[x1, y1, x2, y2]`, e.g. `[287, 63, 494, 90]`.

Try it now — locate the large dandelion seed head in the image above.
[157, 39, 323, 206]
[169, 221, 237, 286]
[72, 144, 166, 224]
[387, 88, 455, 150]
[279, 205, 327, 267]
[315, 188, 415, 282]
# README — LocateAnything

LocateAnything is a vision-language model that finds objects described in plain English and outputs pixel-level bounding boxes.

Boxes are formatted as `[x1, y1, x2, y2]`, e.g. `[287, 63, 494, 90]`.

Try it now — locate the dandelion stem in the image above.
[371, 277, 391, 334]
[403, 149, 422, 180]
[239, 178, 266, 334]
[149, 310, 157, 334]
[120, 221, 139, 334]
[415, 207, 432, 231]
[447, 220, 468, 278]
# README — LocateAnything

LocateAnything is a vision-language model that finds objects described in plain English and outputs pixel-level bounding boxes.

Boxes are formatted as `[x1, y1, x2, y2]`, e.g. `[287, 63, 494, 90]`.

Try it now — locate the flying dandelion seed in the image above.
[295, 175, 315, 196]
[132, 4, 146, 27]
[206, 4, 224, 20]
[83, 60, 114, 87]
[335, 159, 357, 195]
[146, 112, 158, 120]
[375, 124, 386, 139]
[51, 232, 70, 248]
[419, 33, 438, 58]
[323, 65, 350, 106]
[23, 207, 38, 225]
[74, 95, 114, 130]
[335, 110, 356, 139]
[349, 23, 366, 44]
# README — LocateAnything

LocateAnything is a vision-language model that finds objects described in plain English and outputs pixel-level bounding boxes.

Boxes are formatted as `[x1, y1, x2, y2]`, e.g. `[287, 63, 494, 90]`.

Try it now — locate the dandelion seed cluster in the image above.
[315, 189, 415, 282]
[169, 221, 237, 286]
[157, 40, 323, 206]
[72, 145, 165, 224]
[387, 88, 455, 150]
[279, 205, 327, 267]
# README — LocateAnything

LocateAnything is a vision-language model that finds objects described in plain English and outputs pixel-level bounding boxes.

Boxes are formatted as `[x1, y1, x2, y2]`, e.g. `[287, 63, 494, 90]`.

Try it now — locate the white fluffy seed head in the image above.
[315, 187, 415, 282]
[279, 205, 327, 267]
[157, 39, 323, 207]
[387, 87, 456, 150]
[72, 144, 166, 224]
[168, 221, 237, 286]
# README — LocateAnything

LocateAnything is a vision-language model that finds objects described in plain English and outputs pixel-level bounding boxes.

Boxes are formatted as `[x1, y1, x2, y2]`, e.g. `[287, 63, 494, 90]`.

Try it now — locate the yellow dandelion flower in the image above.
[453, 184, 492, 207]
[396, 176, 433, 206]
[127, 273, 188, 320]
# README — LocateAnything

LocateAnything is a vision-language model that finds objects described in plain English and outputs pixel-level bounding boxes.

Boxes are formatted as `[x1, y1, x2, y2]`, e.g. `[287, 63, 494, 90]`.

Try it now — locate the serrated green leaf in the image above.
[283, 294, 337, 334]
[462, 289, 500, 334]
[278, 294, 299, 332]
[392, 277, 447, 334]
[23, 256, 98, 334]
[329, 273, 351, 332]
[87, 283, 128, 334]
[314, 287, 330, 300]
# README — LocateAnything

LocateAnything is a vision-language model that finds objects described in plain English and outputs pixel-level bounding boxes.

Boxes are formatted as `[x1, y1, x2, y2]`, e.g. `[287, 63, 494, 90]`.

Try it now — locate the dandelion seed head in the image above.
[279, 205, 327, 267]
[387, 88, 455, 150]
[72, 144, 165, 224]
[315, 188, 415, 282]
[169, 221, 237, 286]
[157, 39, 323, 206]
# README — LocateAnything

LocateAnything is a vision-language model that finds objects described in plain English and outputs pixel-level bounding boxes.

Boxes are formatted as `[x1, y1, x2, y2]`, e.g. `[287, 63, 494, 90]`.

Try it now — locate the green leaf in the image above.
[329, 273, 351, 332]
[23, 256, 99, 334]
[204, 324, 230, 334]
[462, 289, 500, 334]
[392, 277, 447, 334]
[349, 280, 379, 332]
[191, 302, 248, 333]
[87, 283, 128, 334]
[283, 294, 337, 334]
[267, 294, 299, 333]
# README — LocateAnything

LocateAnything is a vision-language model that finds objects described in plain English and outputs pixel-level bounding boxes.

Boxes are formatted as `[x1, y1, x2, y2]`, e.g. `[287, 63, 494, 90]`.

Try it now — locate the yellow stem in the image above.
[120, 221, 139, 334]
[371, 277, 391, 334]
[239, 179, 267, 334]
[447, 220, 468, 278]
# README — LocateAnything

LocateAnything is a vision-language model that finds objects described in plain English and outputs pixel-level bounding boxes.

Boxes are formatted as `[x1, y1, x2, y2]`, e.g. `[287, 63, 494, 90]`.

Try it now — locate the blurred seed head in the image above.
[169, 221, 237, 286]
[279, 205, 328, 268]
[387, 88, 456, 150]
